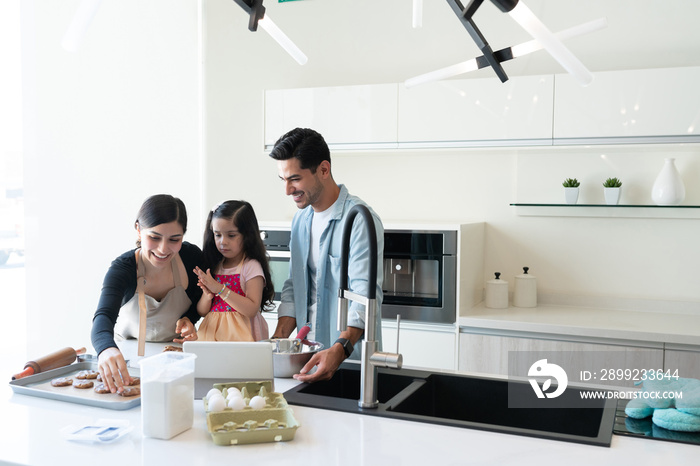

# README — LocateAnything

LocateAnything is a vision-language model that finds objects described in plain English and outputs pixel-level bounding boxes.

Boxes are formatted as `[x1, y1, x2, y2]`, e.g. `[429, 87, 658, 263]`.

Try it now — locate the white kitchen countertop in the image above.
[460, 303, 700, 346]
[3, 342, 699, 465]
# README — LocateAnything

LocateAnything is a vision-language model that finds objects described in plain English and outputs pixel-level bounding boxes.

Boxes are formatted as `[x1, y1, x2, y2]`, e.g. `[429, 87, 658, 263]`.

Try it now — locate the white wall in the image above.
[204, 1, 700, 312]
[21, 0, 202, 355]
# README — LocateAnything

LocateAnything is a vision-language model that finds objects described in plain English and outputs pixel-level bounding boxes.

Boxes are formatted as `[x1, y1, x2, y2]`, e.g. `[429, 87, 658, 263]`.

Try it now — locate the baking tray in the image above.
[9, 361, 141, 410]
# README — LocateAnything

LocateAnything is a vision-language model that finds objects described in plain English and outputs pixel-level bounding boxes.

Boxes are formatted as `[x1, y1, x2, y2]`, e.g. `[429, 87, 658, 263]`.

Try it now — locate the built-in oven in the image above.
[382, 229, 457, 324]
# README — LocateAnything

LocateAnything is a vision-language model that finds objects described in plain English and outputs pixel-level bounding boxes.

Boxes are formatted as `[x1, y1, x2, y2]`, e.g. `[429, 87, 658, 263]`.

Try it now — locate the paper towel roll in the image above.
[513, 267, 537, 308]
[485, 272, 509, 309]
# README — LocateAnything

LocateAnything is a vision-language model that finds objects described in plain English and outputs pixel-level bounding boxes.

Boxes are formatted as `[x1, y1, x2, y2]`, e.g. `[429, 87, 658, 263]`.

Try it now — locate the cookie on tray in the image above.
[76, 370, 99, 379]
[73, 379, 94, 389]
[119, 386, 140, 397]
[50, 377, 73, 387]
[93, 383, 111, 394]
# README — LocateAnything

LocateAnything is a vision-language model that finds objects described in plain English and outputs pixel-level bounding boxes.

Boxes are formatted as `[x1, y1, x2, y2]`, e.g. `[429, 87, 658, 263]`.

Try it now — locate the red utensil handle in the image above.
[295, 323, 311, 340]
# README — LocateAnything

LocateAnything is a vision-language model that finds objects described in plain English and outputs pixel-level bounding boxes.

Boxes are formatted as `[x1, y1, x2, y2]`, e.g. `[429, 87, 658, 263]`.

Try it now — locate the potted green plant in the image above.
[562, 178, 580, 204]
[602, 177, 622, 205]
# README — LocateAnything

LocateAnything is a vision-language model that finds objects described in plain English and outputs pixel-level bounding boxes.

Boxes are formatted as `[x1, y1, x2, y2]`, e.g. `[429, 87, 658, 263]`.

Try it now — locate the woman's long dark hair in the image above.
[201, 200, 274, 312]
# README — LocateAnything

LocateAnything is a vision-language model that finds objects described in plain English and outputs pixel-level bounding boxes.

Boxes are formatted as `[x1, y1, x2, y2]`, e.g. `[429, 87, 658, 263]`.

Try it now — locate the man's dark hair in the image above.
[268, 127, 330, 173]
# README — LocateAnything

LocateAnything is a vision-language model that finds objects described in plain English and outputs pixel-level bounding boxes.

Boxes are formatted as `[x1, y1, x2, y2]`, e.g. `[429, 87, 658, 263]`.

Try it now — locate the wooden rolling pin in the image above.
[12, 347, 87, 380]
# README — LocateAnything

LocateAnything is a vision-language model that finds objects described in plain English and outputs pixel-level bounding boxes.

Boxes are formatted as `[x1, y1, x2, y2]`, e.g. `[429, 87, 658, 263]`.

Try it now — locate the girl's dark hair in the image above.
[202, 200, 274, 312]
[135, 194, 187, 247]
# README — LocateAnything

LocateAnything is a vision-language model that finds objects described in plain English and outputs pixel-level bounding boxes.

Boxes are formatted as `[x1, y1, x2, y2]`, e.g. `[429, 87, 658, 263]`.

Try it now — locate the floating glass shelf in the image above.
[510, 204, 700, 219]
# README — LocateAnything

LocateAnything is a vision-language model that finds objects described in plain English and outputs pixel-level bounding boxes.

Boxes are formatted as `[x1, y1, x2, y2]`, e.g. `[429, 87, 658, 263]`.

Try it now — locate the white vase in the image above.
[604, 187, 620, 205]
[564, 187, 579, 204]
[651, 158, 685, 206]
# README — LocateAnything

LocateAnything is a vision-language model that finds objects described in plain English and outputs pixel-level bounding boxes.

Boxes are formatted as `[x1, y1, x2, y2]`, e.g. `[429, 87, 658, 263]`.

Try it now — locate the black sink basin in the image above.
[283, 364, 616, 447]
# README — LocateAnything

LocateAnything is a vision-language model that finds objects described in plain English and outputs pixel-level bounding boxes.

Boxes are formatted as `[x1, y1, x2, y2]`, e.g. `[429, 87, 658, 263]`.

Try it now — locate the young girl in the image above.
[194, 200, 274, 341]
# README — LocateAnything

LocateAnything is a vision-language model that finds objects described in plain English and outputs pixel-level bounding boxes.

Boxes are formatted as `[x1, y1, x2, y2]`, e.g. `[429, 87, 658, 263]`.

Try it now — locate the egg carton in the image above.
[204, 381, 299, 445]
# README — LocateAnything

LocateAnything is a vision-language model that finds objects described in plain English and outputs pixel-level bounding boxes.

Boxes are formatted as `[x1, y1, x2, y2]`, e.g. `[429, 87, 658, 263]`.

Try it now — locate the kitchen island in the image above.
[2, 343, 697, 466]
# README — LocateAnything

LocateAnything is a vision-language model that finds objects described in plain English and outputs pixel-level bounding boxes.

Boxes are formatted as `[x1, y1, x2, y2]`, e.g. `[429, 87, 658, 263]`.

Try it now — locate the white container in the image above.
[140, 351, 197, 440]
[651, 157, 685, 206]
[513, 267, 537, 308]
[485, 272, 509, 309]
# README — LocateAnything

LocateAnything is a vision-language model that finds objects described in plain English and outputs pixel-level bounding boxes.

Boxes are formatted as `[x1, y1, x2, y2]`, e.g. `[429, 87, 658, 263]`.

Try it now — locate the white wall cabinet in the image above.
[553, 66, 700, 142]
[397, 75, 554, 145]
[382, 321, 456, 371]
[264, 84, 398, 149]
[264, 66, 700, 149]
[459, 331, 664, 389]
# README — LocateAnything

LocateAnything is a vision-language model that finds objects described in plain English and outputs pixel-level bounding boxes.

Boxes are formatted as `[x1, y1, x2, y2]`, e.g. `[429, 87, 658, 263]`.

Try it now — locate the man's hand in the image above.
[293, 343, 345, 383]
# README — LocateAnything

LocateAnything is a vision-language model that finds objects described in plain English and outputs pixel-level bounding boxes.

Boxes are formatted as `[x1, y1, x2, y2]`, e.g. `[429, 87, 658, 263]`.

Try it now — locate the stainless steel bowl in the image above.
[266, 339, 324, 378]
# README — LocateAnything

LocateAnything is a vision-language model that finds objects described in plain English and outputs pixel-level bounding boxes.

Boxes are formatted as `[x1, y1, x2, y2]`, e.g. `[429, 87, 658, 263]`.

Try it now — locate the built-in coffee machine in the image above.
[382, 229, 458, 324]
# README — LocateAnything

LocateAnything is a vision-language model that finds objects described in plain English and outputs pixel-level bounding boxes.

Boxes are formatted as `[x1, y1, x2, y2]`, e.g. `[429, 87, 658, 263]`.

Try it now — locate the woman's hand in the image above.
[194, 266, 223, 295]
[97, 347, 131, 394]
[174, 317, 198, 344]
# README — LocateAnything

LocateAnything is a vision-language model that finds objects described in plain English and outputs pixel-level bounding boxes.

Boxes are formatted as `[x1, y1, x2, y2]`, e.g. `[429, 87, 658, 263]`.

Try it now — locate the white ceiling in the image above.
[238, 0, 700, 86]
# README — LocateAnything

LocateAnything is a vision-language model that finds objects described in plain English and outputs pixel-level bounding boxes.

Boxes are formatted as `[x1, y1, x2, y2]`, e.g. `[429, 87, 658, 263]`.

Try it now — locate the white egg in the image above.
[226, 388, 243, 400]
[207, 395, 227, 412]
[206, 388, 222, 400]
[249, 395, 266, 410]
[228, 396, 246, 411]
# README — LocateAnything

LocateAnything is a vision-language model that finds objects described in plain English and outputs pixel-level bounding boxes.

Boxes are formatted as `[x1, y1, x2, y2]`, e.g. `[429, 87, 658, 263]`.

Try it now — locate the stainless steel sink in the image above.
[283, 364, 616, 447]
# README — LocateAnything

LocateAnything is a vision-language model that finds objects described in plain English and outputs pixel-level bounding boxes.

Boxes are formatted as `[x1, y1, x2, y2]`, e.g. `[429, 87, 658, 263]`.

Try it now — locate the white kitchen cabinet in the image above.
[264, 84, 398, 149]
[459, 331, 664, 389]
[553, 66, 700, 142]
[397, 75, 554, 146]
[664, 344, 700, 380]
[382, 321, 456, 371]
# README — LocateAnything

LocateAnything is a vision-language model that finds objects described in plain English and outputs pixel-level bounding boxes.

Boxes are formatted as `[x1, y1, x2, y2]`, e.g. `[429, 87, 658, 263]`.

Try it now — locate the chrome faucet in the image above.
[337, 205, 402, 409]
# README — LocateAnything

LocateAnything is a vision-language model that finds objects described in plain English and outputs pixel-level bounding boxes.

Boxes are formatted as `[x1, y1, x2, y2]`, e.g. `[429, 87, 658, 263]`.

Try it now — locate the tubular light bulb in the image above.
[405, 17, 606, 88]
[508, 1, 593, 86]
[61, 0, 103, 52]
[413, 0, 423, 29]
[405, 60, 479, 88]
[257, 15, 308, 65]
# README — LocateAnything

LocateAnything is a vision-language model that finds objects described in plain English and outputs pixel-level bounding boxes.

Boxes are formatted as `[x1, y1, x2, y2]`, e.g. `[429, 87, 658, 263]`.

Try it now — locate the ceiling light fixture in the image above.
[232, 0, 308, 65]
[61, 0, 103, 52]
[413, 0, 423, 29]
[405, 17, 606, 88]
[442, 0, 599, 85]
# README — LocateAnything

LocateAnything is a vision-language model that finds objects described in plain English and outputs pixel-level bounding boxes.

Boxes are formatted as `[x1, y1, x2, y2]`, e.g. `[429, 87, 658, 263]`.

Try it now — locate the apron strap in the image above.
[136, 250, 147, 357]
[171, 254, 183, 287]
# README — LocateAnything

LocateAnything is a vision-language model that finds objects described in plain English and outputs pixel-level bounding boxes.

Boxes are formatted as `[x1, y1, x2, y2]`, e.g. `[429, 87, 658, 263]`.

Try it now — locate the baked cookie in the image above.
[119, 386, 140, 397]
[128, 377, 140, 386]
[163, 345, 183, 352]
[94, 383, 111, 394]
[50, 377, 73, 387]
[76, 370, 99, 379]
[73, 379, 94, 389]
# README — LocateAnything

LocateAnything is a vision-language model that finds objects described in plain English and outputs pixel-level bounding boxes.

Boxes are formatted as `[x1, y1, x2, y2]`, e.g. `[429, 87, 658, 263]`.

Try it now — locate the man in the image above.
[268, 127, 384, 383]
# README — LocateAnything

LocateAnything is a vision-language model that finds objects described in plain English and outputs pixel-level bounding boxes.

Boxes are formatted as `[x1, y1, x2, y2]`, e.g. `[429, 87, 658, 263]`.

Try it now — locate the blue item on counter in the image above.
[625, 377, 700, 432]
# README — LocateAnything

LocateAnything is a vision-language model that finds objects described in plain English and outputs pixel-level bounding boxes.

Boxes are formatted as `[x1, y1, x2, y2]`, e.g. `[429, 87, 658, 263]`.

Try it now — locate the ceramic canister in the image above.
[513, 267, 537, 308]
[485, 272, 509, 309]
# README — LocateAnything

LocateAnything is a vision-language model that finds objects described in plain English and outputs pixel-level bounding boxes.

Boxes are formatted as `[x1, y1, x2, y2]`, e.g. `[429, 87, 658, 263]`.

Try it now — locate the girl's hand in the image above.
[97, 347, 131, 394]
[197, 281, 215, 300]
[194, 266, 223, 295]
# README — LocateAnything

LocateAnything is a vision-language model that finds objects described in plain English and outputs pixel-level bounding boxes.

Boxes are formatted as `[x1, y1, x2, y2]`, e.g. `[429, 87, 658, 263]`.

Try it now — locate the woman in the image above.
[91, 194, 203, 393]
